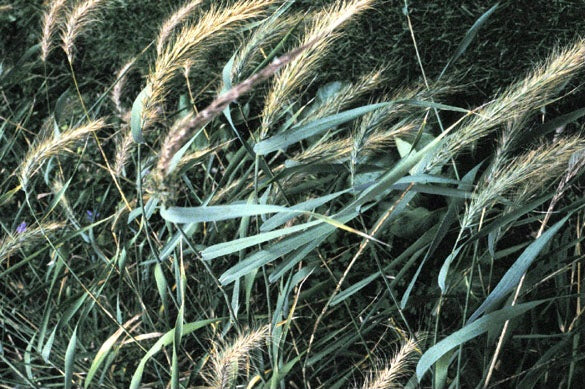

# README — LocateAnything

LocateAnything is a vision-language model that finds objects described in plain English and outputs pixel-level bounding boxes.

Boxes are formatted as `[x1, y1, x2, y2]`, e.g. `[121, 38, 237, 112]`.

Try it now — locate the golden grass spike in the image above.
[360, 337, 421, 389]
[143, 0, 277, 129]
[203, 326, 269, 389]
[0, 221, 66, 264]
[261, 0, 375, 138]
[19, 119, 106, 190]
[156, 0, 204, 56]
[462, 136, 585, 229]
[428, 39, 585, 170]
[40, 0, 67, 62]
[61, 0, 107, 63]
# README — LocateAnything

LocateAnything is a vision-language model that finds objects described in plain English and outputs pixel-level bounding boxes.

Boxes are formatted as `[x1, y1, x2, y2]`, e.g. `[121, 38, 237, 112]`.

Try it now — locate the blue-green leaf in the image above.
[416, 300, 545, 381]
[468, 215, 570, 322]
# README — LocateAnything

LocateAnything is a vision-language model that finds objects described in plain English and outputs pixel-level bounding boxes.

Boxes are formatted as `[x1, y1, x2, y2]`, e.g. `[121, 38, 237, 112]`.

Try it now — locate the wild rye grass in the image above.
[1, 1, 585, 388]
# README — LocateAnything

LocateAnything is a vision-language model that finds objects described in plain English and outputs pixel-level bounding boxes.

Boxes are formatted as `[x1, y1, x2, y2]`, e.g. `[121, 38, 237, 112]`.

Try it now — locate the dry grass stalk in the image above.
[156, 0, 204, 55]
[40, 0, 67, 62]
[261, 0, 374, 137]
[61, 0, 107, 63]
[462, 136, 585, 229]
[19, 119, 106, 190]
[0, 221, 66, 263]
[360, 337, 421, 389]
[143, 0, 276, 129]
[428, 40, 585, 170]
[203, 326, 269, 389]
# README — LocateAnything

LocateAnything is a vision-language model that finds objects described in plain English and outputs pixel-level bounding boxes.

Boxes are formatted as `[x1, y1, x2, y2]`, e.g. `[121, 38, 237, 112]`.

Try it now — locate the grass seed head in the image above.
[19, 119, 106, 191]
[40, 0, 67, 62]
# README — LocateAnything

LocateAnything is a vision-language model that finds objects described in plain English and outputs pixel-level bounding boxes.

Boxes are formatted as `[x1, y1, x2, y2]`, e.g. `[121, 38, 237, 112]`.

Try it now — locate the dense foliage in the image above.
[1, 1, 585, 388]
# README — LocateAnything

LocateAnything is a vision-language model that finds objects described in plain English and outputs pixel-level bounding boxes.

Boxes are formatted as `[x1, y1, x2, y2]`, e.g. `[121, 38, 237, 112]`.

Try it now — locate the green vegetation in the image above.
[1, 0, 585, 387]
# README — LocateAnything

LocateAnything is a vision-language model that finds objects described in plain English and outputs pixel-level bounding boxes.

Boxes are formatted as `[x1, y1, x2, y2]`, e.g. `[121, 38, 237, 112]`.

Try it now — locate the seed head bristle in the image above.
[428, 40, 585, 170]
[203, 326, 269, 389]
[40, 0, 67, 62]
[111, 58, 137, 119]
[156, 0, 204, 55]
[261, 0, 375, 137]
[19, 119, 106, 191]
[360, 337, 421, 389]
[61, 0, 107, 63]
[143, 0, 277, 130]
[0, 221, 67, 263]
[462, 136, 585, 229]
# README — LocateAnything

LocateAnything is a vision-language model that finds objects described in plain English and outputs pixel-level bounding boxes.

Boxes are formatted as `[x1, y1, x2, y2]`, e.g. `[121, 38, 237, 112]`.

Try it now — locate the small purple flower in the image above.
[86, 210, 100, 222]
[16, 221, 27, 234]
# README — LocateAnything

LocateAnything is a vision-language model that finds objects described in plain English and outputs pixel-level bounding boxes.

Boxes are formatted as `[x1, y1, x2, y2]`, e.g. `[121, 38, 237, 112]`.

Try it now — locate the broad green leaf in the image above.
[41, 326, 57, 362]
[161, 204, 290, 224]
[130, 85, 151, 144]
[128, 197, 159, 224]
[220, 212, 357, 285]
[416, 300, 545, 381]
[24, 334, 35, 381]
[202, 220, 322, 260]
[171, 306, 184, 389]
[154, 263, 168, 314]
[330, 272, 381, 307]
[356, 134, 446, 205]
[269, 233, 330, 283]
[401, 162, 481, 308]
[64, 326, 78, 389]
[468, 214, 570, 322]
[437, 246, 464, 293]
[261, 189, 351, 232]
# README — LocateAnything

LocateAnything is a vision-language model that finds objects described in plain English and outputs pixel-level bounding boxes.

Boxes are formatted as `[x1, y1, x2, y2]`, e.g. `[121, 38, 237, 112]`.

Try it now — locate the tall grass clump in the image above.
[1, 1, 585, 388]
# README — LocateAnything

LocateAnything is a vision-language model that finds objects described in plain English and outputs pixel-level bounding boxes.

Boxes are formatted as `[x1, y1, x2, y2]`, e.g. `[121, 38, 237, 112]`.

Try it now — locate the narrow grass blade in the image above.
[254, 102, 390, 155]
[85, 315, 141, 388]
[129, 318, 220, 389]
[416, 300, 546, 381]
[260, 189, 351, 232]
[438, 246, 464, 293]
[202, 220, 322, 260]
[220, 212, 357, 285]
[439, 3, 499, 79]
[468, 214, 570, 322]
[41, 325, 57, 362]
